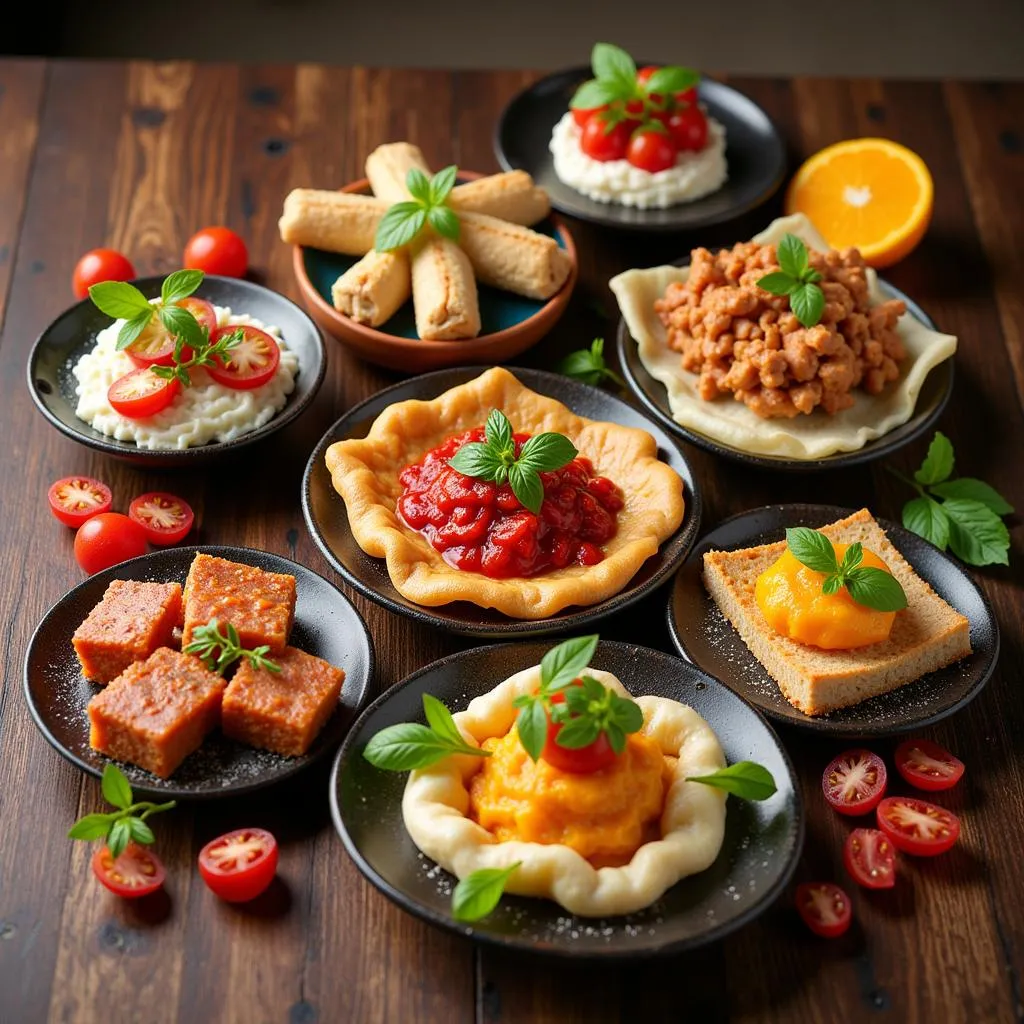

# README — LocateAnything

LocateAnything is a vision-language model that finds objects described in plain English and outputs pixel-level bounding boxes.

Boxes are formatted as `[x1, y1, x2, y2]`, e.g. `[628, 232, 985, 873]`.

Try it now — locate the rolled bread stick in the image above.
[279, 189, 387, 254]
[331, 250, 411, 327]
[411, 236, 481, 340]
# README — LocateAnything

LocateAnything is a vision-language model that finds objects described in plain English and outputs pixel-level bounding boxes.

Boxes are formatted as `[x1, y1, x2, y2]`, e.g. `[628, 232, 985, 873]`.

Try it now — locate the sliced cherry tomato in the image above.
[183, 226, 248, 278]
[72, 249, 135, 300]
[665, 105, 709, 151]
[572, 104, 608, 128]
[627, 128, 677, 173]
[822, 749, 887, 816]
[206, 325, 280, 390]
[539, 683, 617, 774]
[108, 367, 180, 419]
[92, 843, 165, 899]
[579, 115, 634, 162]
[894, 739, 965, 792]
[843, 828, 896, 890]
[74, 512, 148, 574]
[795, 882, 852, 938]
[47, 476, 112, 527]
[125, 296, 217, 368]
[129, 491, 195, 545]
[876, 796, 960, 857]
[198, 828, 278, 902]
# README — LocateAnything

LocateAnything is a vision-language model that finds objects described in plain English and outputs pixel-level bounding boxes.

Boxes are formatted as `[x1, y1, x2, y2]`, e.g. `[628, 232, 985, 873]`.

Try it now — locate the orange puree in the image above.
[755, 542, 896, 650]
[468, 727, 668, 866]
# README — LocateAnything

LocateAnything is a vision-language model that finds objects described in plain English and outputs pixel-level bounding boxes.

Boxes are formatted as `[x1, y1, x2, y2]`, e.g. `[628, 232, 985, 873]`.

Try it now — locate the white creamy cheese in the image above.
[549, 111, 728, 209]
[72, 305, 299, 450]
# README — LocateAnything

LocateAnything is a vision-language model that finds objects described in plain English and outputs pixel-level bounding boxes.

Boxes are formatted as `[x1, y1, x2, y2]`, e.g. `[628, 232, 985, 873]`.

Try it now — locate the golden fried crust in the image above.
[325, 367, 686, 618]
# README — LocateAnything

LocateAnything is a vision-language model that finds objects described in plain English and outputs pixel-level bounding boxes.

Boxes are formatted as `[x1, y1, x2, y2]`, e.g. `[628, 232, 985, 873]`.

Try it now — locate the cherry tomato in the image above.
[540, 684, 617, 774]
[206, 325, 280, 390]
[129, 492, 195, 546]
[843, 828, 896, 890]
[580, 116, 634, 162]
[107, 367, 180, 419]
[876, 796, 960, 857]
[125, 296, 217, 368]
[92, 843, 165, 899]
[47, 476, 112, 528]
[822, 749, 887, 816]
[72, 249, 135, 300]
[795, 882, 852, 938]
[894, 739, 965, 792]
[627, 128, 678, 173]
[674, 86, 698, 107]
[636, 65, 667, 106]
[183, 226, 248, 278]
[572, 104, 608, 128]
[666, 105, 709, 151]
[198, 828, 279, 902]
[74, 513, 148, 575]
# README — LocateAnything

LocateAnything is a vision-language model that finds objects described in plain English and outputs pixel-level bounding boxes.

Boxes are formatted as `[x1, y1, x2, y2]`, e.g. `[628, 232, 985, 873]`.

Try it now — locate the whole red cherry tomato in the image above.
[666, 105, 709, 151]
[183, 227, 248, 278]
[572, 104, 608, 128]
[74, 513, 148, 574]
[580, 116, 633, 162]
[72, 249, 135, 299]
[627, 128, 678, 173]
[540, 684, 618, 774]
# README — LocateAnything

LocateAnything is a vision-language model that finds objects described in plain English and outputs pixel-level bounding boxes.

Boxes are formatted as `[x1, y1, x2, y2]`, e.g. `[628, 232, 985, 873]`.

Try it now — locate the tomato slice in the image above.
[894, 739, 965, 792]
[822, 749, 887, 816]
[539, 683, 618, 774]
[128, 491, 195, 545]
[843, 828, 896, 889]
[108, 367, 180, 419]
[92, 843, 166, 899]
[125, 297, 217, 368]
[795, 882, 852, 938]
[47, 476, 112, 527]
[206, 325, 280, 390]
[876, 796, 960, 857]
[198, 828, 279, 902]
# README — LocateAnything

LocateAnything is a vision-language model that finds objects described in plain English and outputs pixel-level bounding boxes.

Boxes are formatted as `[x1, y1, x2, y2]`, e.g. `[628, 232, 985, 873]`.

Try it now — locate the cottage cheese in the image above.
[72, 305, 299, 450]
[549, 111, 728, 209]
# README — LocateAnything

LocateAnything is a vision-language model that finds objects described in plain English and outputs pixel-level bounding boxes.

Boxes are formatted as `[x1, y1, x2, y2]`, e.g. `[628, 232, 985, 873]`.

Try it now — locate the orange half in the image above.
[784, 138, 933, 268]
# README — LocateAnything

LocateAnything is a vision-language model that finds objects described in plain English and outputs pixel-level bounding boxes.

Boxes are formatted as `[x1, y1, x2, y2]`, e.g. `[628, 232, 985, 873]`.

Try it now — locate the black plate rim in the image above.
[300, 364, 703, 637]
[329, 639, 805, 959]
[666, 502, 1000, 737]
[23, 544, 376, 800]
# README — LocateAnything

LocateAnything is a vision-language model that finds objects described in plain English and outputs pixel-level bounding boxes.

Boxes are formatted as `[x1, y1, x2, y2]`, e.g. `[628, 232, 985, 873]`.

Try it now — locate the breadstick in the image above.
[411, 237, 481, 340]
[279, 189, 386, 255]
[331, 250, 410, 327]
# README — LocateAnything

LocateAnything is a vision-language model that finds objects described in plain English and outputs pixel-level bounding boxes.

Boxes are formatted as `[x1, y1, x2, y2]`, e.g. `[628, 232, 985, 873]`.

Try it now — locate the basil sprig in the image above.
[374, 166, 461, 252]
[184, 618, 281, 675]
[686, 761, 777, 801]
[756, 233, 826, 328]
[451, 861, 522, 922]
[570, 42, 698, 113]
[786, 527, 908, 612]
[447, 409, 578, 515]
[557, 337, 625, 389]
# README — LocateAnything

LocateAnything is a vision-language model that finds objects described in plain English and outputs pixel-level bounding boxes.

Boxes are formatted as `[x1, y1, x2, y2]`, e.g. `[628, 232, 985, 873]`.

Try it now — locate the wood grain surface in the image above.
[0, 60, 1021, 1024]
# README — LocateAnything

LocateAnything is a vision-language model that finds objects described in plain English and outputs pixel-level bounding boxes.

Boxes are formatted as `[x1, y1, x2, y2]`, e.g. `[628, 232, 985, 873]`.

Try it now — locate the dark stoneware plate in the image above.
[667, 504, 998, 737]
[26, 275, 326, 467]
[617, 278, 954, 472]
[494, 68, 785, 232]
[301, 366, 702, 638]
[331, 641, 803, 958]
[24, 546, 374, 799]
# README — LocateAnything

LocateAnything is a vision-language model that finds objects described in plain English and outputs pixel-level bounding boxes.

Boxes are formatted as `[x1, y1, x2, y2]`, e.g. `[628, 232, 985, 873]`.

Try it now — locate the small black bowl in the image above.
[331, 641, 804, 958]
[301, 366, 702, 638]
[494, 68, 786, 233]
[24, 545, 374, 799]
[617, 278, 954, 472]
[667, 504, 999, 738]
[26, 275, 326, 467]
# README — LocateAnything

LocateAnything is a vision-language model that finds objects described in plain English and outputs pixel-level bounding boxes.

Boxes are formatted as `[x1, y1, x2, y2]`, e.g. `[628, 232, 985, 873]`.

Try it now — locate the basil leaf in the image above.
[785, 526, 838, 574]
[838, 542, 863, 574]
[687, 761, 777, 801]
[569, 78, 630, 110]
[914, 431, 955, 486]
[429, 165, 458, 204]
[405, 167, 431, 203]
[789, 281, 825, 328]
[363, 723, 484, 771]
[645, 66, 698, 96]
[579, 674, 605, 701]
[161, 269, 203, 305]
[540, 635, 598, 692]
[755, 271, 798, 296]
[902, 495, 950, 551]
[821, 575, 843, 596]
[516, 700, 548, 762]
[427, 204, 460, 241]
[563, 685, 590, 713]
[448, 441, 503, 481]
[422, 694, 465, 747]
[67, 813, 113, 842]
[776, 233, 809, 279]
[517, 432, 578, 473]
[844, 567, 908, 611]
[943, 498, 1010, 566]
[128, 818, 155, 845]
[508, 462, 544, 515]
[930, 477, 1013, 516]
[451, 861, 521, 922]
[591, 42, 636, 88]
[88, 280, 151, 320]
[591, 337, 605, 359]
[158, 303, 205, 353]
[101, 764, 133, 810]
[107, 818, 131, 860]
[374, 202, 427, 252]
[604, 720, 626, 755]
[558, 349, 602, 385]
[484, 408, 513, 453]
[554, 716, 601, 750]
[115, 310, 155, 351]
[610, 695, 644, 734]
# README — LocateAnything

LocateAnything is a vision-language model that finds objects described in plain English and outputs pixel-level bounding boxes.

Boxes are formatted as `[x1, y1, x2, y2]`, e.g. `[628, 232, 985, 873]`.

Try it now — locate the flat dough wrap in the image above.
[609, 213, 958, 460]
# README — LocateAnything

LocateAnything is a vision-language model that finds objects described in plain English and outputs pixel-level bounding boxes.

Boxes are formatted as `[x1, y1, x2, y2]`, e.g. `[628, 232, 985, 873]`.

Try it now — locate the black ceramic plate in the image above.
[24, 546, 374, 799]
[26, 275, 326, 467]
[331, 641, 803, 958]
[494, 68, 785, 232]
[618, 278, 954, 472]
[667, 504, 999, 737]
[301, 366, 702, 638]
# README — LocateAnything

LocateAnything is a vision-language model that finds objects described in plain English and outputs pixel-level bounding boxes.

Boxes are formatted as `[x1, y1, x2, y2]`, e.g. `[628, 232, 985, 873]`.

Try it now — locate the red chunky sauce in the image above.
[397, 427, 623, 579]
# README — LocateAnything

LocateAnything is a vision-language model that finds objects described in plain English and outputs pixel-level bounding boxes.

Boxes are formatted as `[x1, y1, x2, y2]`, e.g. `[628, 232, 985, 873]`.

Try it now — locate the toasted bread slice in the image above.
[702, 509, 972, 716]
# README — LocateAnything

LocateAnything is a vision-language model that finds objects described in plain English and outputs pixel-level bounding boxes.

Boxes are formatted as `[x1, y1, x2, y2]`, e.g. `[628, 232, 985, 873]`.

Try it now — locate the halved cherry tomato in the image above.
[665, 105, 708, 151]
[92, 843, 165, 899]
[72, 249, 135, 300]
[183, 226, 248, 278]
[572, 104, 608, 128]
[580, 116, 634, 162]
[198, 828, 278, 902]
[108, 367, 180, 419]
[822, 749, 887, 816]
[74, 513, 148, 574]
[206, 325, 280, 390]
[627, 128, 677, 172]
[843, 828, 896, 890]
[129, 492, 195, 545]
[795, 882, 852, 938]
[47, 476, 112, 527]
[876, 796, 960, 857]
[125, 296, 217, 368]
[540, 683, 617, 774]
[894, 739, 965, 792]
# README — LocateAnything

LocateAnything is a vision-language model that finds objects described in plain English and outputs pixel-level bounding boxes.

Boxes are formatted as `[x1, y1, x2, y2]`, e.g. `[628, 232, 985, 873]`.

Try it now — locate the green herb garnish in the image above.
[756, 233, 825, 328]
[67, 764, 176, 859]
[374, 165, 461, 252]
[570, 43, 697, 117]
[888, 431, 1012, 566]
[184, 618, 281, 675]
[447, 409, 577, 515]
[452, 861, 522, 922]
[686, 761, 777, 801]
[557, 337, 625, 389]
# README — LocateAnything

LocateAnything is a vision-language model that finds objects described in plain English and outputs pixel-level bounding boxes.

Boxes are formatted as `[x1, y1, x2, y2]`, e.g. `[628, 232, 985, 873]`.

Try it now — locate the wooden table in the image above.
[0, 59, 1021, 1024]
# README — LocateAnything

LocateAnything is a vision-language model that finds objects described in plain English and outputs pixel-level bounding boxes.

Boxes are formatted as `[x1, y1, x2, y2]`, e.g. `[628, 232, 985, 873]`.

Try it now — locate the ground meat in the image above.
[655, 241, 907, 419]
